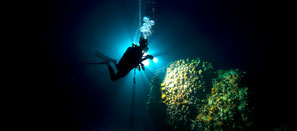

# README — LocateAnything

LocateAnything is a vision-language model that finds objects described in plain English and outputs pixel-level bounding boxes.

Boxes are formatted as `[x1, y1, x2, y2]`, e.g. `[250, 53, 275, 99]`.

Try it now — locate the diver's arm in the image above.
[140, 63, 145, 71]
[141, 55, 154, 62]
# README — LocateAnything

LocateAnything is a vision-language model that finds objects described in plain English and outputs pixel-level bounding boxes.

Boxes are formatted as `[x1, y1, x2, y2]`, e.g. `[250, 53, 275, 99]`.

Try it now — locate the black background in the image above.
[12, 0, 294, 130]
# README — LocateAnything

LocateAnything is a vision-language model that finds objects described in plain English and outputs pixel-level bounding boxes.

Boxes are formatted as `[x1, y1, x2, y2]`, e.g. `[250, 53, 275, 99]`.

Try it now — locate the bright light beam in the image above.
[143, 59, 149, 66]
[142, 52, 158, 66]
[153, 57, 158, 63]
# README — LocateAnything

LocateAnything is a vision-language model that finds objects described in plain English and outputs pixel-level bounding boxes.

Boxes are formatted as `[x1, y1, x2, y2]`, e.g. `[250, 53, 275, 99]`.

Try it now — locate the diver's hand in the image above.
[140, 63, 145, 71]
[146, 55, 154, 60]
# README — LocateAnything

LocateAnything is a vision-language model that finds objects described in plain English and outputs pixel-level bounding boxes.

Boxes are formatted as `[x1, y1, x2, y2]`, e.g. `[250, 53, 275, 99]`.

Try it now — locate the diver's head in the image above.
[139, 35, 149, 51]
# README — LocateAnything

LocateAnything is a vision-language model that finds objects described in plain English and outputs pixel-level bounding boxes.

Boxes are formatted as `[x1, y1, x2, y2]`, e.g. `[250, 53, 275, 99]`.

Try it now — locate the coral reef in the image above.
[147, 58, 253, 130]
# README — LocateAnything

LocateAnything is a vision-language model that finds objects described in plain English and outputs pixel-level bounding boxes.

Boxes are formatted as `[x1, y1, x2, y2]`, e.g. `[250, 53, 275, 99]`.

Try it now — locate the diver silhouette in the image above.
[96, 35, 154, 81]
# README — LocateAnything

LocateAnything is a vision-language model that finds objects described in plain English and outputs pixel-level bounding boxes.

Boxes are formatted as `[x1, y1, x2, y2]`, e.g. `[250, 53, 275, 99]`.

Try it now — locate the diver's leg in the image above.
[106, 63, 120, 81]
[107, 62, 129, 81]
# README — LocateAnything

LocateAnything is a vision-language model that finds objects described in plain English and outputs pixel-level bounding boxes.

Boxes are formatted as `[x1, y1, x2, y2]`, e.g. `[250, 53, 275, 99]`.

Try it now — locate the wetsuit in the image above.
[107, 46, 144, 81]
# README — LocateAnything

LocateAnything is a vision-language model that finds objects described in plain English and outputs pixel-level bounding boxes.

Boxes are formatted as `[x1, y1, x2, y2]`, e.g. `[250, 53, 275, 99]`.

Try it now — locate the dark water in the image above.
[36, 0, 293, 130]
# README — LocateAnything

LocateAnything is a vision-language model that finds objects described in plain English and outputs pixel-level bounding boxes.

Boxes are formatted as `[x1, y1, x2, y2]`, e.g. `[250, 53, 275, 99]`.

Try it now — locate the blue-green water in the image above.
[36, 0, 294, 130]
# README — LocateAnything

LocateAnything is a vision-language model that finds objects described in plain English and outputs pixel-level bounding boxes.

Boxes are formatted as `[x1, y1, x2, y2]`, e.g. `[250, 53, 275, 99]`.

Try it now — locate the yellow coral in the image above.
[211, 88, 216, 94]
[199, 69, 202, 75]
[167, 68, 171, 72]
[161, 94, 166, 99]
[196, 115, 201, 120]
[207, 115, 212, 121]
[210, 106, 216, 111]
[218, 97, 222, 101]
[161, 82, 166, 86]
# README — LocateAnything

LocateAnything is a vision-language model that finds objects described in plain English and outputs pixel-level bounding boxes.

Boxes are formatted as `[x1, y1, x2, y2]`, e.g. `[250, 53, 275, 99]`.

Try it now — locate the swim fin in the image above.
[95, 50, 117, 64]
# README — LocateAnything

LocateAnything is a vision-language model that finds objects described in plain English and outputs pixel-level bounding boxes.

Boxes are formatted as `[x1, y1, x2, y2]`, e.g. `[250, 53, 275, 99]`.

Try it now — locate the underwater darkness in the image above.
[35, 0, 294, 130]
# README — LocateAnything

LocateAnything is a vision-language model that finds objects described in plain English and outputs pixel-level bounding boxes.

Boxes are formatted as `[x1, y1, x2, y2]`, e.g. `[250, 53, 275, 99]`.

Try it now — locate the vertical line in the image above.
[133, 0, 142, 44]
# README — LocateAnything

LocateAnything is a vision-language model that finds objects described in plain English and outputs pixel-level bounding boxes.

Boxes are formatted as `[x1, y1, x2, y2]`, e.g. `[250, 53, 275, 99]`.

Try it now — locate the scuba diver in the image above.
[95, 35, 154, 81]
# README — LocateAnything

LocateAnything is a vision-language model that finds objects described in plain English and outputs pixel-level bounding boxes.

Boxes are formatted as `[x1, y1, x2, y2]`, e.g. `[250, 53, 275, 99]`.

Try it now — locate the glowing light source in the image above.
[143, 59, 149, 66]
[142, 52, 150, 66]
[143, 52, 149, 57]
[142, 52, 158, 66]
[153, 57, 158, 63]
